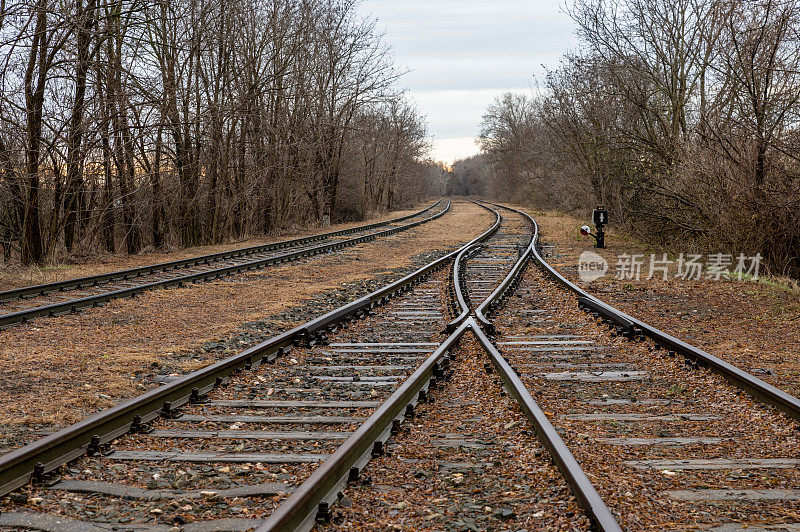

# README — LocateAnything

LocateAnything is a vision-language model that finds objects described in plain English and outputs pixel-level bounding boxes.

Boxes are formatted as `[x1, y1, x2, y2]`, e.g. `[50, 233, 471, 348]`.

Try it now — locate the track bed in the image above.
[1, 200, 798, 532]
[491, 266, 800, 530]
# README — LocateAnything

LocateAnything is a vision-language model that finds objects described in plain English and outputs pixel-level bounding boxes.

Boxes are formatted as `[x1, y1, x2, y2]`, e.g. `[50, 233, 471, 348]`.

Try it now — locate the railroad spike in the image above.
[189, 387, 208, 404]
[30, 462, 59, 486]
[129, 414, 153, 434]
[315, 501, 332, 524]
[86, 434, 111, 457]
[371, 440, 384, 457]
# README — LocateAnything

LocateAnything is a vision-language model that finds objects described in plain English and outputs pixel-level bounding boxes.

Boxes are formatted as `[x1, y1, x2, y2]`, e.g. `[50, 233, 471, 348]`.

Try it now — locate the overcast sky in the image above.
[357, 0, 580, 164]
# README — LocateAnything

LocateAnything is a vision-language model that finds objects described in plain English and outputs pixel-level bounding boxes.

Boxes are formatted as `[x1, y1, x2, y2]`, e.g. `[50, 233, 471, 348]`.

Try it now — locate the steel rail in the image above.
[262, 201, 538, 529]
[472, 200, 536, 333]
[0, 199, 444, 304]
[446, 200, 622, 531]
[446, 244, 479, 327]
[0, 200, 451, 329]
[573, 284, 800, 423]
[527, 220, 800, 422]
[257, 319, 472, 532]
[471, 323, 623, 532]
[481, 199, 800, 423]
[245, 203, 508, 530]
[445, 202, 502, 330]
[0, 198, 490, 504]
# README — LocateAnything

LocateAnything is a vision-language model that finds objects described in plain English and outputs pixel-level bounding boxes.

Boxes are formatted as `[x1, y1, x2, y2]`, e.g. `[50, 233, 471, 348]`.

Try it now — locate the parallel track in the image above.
[0, 200, 449, 329]
[1, 199, 799, 531]
[0, 202, 508, 531]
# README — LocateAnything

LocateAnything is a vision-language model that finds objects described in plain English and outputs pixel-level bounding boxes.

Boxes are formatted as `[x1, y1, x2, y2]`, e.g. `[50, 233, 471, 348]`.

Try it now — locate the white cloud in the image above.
[357, 0, 579, 140]
[411, 87, 530, 139]
[429, 137, 480, 165]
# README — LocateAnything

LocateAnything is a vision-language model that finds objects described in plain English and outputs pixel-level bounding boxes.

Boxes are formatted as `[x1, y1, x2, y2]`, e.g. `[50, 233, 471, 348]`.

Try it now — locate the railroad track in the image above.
[0, 202, 508, 531]
[478, 202, 800, 531]
[1, 200, 798, 531]
[0, 199, 449, 329]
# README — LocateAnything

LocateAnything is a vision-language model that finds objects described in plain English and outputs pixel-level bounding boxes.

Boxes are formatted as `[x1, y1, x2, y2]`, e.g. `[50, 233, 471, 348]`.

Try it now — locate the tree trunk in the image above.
[151, 126, 164, 248]
[63, 0, 97, 252]
[21, 1, 48, 265]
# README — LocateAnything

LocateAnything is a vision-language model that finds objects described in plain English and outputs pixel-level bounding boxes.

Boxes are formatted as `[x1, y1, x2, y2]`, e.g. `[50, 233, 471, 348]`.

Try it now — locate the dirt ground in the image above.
[516, 205, 800, 399]
[0, 203, 432, 292]
[0, 200, 492, 439]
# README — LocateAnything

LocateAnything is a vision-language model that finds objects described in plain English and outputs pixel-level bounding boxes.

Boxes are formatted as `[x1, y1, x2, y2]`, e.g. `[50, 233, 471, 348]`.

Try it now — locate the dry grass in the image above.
[0, 203, 430, 292]
[511, 205, 800, 399]
[0, 200, 491, 428]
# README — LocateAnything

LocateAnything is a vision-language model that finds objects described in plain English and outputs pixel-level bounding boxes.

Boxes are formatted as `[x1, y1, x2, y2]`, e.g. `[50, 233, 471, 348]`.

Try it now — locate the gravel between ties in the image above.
[0, 245, 463, 454]
[492, 265, 800, 530]
[322, 336, 591, 531]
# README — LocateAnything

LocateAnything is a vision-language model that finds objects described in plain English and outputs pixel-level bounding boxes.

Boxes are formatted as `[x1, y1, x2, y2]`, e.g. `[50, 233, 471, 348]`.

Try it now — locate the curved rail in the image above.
[476, 198, 800, 422]
[0, 199, 444, 303]
[0, 200, 450, 329]
[471, 323, 623, 532]
[449, 198, 800, 530]
[446, 200, 622, 531]
[445, 202, 502, 330]
[473, 200, 536, 333]
[0, 199, 490, 508]
[519, 210, 800, 423]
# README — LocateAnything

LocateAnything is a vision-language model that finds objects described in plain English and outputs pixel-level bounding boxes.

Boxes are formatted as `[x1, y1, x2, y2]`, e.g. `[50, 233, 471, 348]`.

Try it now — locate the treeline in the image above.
[0, 0, 436, 265]
[474, 0, 800, 277]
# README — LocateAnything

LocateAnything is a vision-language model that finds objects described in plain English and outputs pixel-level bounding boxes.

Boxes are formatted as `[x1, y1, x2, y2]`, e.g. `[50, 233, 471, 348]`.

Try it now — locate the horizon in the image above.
[357, 0, 579, 164]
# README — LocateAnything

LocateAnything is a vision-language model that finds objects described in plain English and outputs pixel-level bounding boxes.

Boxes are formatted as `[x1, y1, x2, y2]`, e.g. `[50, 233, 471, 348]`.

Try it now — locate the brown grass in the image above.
[0, 200, 491, 429]
[0, 203, 431, 292]
[511, 205, 800, 399]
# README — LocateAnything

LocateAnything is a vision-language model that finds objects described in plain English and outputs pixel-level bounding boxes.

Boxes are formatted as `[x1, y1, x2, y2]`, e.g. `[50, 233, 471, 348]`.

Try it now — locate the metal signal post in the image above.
[580, 205, 608, 248]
